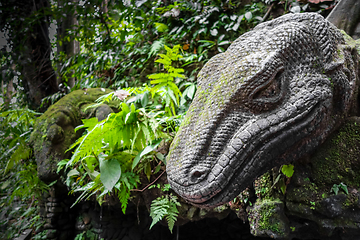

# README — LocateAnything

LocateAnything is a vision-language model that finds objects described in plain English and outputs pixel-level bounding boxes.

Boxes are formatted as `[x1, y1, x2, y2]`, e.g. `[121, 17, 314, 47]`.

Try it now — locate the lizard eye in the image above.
[253, 70, 283, 100]
[248, 68, 285, 112]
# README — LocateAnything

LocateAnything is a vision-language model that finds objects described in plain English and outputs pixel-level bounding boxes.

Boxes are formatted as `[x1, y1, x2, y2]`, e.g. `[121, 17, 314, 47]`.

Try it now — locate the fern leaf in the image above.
[148, 39, 165, 58]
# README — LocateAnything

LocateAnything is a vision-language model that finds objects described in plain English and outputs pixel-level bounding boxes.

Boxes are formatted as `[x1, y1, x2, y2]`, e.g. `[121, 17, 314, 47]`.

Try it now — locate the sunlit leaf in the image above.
[132, 139, 162, 170]
[99, 157, 122, 191]
[281, 164, 294, 178]
[154, 22, 168, 33]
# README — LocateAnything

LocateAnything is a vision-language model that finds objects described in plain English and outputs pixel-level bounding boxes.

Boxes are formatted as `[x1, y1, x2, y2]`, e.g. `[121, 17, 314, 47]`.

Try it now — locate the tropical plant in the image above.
[149, 184, 181, 234]
[0, 108, 48, 239]
[58, 45, 191, 217]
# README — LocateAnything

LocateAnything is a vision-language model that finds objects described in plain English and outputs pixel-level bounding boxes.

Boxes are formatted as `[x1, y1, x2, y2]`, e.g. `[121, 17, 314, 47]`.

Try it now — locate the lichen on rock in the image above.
[30, 88, 115, 183]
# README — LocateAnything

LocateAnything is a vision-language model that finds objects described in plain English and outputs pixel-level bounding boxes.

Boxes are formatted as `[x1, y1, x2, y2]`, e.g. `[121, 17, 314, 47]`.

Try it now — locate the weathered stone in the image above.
[13, 229, 32, 240]
[247, 199, 289, 239]
[166, 12, 359, 208]
[46, 213, 56, 218]
[48, 206, 63, 213]
[30, 88, 115, 183]
[46, 202, 59, 207]
[318, 194, 347, 218]
[44, 223, 55, 229]
[46, 229, 57, 239]
[47, 197, 59, 203]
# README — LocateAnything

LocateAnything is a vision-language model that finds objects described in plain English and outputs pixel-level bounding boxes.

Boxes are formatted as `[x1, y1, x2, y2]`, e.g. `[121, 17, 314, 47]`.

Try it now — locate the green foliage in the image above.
[148, 45, 186, 116]
[271, 164, 294, 195]
[331, 182, 348, 195]
[60, 44, 192, 214]
[149, 185, 181, 233]
[0, 108, 47, 240]
[281, 164, 294, 178]
[0, 108, 40, 174]
[0, 0, 340, 239]
[74, 229, 98, 240]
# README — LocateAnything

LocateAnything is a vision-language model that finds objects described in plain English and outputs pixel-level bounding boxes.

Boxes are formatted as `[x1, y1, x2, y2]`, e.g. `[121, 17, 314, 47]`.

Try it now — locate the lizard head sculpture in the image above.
[166, 13, 359, 207]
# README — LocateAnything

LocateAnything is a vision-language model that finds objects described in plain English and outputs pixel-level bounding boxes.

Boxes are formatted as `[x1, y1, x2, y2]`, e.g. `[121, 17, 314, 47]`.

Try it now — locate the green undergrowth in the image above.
[0, 108, 48, 239]
[58, 45, 194, 231]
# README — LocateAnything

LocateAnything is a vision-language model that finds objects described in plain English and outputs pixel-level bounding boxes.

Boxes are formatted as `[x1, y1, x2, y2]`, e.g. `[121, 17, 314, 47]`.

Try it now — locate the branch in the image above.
[131, 170, 165, 192]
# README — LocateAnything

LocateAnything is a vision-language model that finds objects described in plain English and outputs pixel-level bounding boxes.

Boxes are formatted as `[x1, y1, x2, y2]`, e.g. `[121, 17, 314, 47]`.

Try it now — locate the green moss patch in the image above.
[310, 117, 360, 188]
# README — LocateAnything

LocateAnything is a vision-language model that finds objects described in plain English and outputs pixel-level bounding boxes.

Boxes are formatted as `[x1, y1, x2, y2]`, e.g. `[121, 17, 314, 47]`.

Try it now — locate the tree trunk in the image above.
[1, 0, 59, 110]
[326, 0, 360, 38]
[56, 0, 80, 88]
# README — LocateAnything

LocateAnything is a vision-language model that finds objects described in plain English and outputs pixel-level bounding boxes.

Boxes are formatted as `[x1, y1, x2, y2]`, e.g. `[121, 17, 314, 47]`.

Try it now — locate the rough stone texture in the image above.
[326, 0, 360, 39]
[166, 13, 359, 208]
[70, 201, 273, 240]
[241, 117, 360, 239]
[248, 199, 289, 239]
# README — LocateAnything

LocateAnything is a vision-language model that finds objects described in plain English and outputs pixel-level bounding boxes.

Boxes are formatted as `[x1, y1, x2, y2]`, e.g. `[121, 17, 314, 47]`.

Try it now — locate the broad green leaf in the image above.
[67, 169, 80, 178]
[140, 92, 149, 107]
[186, 84, 196, 99]
[121, 102, 130, 114]
[84, 156, 97, 172]
[281, 164, 294, 178]
[1, 180, 11, 190]
[155, 152, 165, 164]
[340, 183, 348, 194]
[331, 184, 339, 195]
[89, 171, 100, 180]
[132, 139, 162, 170]
[99, 157, 122, 191]
[57, 159, 69, 173]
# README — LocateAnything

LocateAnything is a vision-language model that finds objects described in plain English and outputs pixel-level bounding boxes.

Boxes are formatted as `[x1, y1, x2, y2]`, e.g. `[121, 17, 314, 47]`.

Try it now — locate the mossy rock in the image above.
[247, 198, 290, 239]
[310, 117, 360, 188]
[283, 117, 360, 239]
[30, 88, 115, 183]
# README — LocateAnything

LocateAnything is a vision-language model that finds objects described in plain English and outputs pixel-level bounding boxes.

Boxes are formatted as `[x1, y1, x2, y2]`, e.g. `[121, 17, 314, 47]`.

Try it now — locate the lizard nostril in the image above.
[189, 169, 208, 184]
[192, 171, 203, 178]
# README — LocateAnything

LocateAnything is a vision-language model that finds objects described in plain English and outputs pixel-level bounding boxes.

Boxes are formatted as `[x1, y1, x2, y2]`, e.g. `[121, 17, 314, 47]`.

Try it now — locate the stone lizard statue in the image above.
[166, 13, 360, 207]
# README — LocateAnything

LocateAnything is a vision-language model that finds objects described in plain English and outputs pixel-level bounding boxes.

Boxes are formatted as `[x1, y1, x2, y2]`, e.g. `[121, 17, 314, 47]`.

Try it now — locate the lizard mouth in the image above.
[168, 100, 324, 207]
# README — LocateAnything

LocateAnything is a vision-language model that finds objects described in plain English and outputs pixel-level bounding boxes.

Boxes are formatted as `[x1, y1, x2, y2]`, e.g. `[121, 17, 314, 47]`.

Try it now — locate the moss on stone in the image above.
[248, 199, 289, 239]
[30, 88, 115, 182]
[310, 117, 360, 188]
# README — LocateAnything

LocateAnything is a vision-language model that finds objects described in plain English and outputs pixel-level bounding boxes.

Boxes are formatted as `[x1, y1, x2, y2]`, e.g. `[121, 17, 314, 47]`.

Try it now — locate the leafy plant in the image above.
[0, 108, 47, 240]
[310, 201, 316, 210]
[149, 184, 181, 233]
[148, 44, 185, 116]
[271, 164, 294, 194]
[331, 182, 348, 195]
[60, 98, 166, 212]
[281, 164, 294, 178]
[59, 45, 192, 213]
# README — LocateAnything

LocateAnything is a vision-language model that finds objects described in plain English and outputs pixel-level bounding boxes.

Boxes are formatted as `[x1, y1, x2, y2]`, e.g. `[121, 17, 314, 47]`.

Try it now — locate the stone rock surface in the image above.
[166, 12, 359, 208]
[30, 88, 115, 183]
[246, 117, 360, 239]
